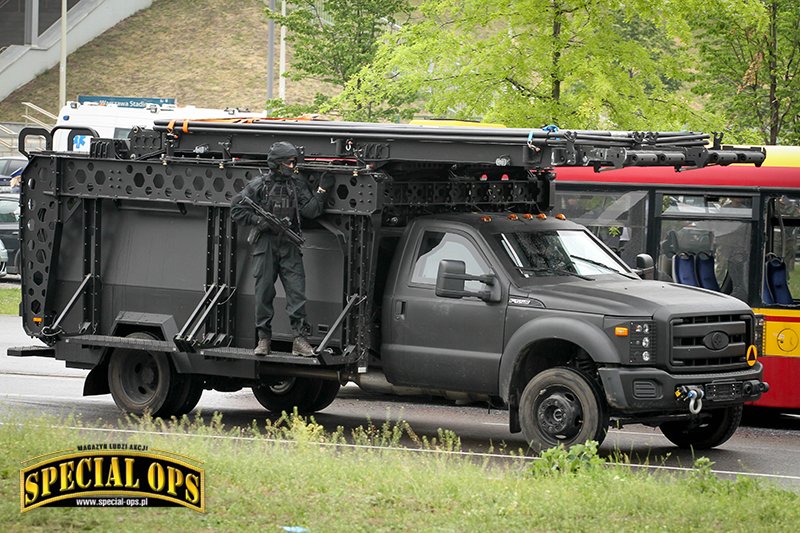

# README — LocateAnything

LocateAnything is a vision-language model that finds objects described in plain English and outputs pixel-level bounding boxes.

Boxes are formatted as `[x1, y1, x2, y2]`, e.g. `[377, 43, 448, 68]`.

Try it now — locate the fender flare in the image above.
[497, 316, 619, 401]
[83, 312, 188, 396]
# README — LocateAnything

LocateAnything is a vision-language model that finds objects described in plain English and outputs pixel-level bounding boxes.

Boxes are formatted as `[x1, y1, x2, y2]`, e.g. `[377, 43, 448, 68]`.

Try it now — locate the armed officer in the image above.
[231, 141, 333, 356]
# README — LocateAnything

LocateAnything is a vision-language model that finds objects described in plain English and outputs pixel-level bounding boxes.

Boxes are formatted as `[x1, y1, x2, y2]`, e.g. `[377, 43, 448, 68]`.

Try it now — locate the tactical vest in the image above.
[261, 177, 300, 230]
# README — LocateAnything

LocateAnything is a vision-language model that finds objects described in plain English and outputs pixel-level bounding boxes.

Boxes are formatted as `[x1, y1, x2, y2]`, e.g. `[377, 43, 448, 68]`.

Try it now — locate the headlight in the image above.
[606, 318, 657, 365]
[629, 320, 656, 364]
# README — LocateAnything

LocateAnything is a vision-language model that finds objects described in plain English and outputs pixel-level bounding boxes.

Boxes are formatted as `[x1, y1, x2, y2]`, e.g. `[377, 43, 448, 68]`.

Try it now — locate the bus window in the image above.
[554, 190, 648, 266]
[662, 195, 753, 216]
[658, 195, 753, 301]
[769, 195, 800, 299]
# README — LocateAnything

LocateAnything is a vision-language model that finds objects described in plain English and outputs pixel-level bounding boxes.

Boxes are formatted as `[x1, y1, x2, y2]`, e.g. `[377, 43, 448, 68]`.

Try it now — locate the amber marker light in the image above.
[33, 317, 43, 323]
[536, 213, 547, 220]
[480, 215, 493, 222]
[615, 327, 629, 337]
[522, 213, 533, 220]
[555, 213, 566, 220]
[507, 214, 519, 220]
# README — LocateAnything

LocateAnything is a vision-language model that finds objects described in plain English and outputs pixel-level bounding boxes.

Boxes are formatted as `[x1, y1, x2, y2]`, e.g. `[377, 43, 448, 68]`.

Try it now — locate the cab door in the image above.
[382, 226, 507, 393]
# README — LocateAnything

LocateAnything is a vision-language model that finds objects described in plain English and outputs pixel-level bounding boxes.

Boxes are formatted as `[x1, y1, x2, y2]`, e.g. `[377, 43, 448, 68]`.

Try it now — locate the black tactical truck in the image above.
[10, 120, 769, 451]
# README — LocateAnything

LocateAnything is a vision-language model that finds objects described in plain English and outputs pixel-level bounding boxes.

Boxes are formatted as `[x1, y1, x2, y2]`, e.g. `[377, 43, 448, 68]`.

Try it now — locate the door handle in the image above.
[394, 300, 406, 320]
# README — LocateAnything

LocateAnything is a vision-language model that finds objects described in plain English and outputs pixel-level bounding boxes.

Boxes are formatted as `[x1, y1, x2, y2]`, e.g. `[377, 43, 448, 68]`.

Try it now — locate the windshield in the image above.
[495, 229, 632, 279]
[0, 197, 19, 222]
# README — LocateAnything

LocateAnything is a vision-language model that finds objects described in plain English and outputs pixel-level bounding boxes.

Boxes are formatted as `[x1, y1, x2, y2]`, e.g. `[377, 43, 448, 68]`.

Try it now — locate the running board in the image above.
[7, 345, 55, 357]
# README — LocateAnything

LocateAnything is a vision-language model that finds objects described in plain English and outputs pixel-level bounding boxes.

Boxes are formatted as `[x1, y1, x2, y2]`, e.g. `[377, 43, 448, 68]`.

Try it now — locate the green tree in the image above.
[337, 0, 716, 129]
[690, 0, 800, 145]
[266, 0, 410, 120]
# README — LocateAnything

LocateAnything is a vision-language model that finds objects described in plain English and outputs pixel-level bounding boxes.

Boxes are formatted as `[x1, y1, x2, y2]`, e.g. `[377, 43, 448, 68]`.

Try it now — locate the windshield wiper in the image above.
[517, 266, 593, 281]
[569, 255, 637, 279]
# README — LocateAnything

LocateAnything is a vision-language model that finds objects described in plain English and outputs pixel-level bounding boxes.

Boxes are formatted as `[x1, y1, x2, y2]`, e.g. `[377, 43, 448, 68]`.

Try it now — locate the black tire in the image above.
[660, 405, 743, 449]
[108, 332, 181, 417]
[174, 377, 205, 416]
[306, 380, 341, 412]
[252, 377, 323, 415]
[519, 367, 609, 453]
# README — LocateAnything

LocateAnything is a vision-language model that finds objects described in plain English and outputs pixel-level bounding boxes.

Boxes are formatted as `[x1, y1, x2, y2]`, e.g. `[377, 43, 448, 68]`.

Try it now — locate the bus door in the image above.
[653, 193, 759, 303]
[764, 194, 800, 305]
[756, 194, 800, 407]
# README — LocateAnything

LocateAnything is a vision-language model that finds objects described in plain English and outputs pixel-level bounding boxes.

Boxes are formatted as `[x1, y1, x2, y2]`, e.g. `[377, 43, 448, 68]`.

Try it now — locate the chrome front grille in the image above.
[670, 314, 751, 372]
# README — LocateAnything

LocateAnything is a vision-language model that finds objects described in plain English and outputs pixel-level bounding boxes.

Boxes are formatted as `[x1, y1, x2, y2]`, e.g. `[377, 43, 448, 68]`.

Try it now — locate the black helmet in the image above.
[267, 141, 300, 170]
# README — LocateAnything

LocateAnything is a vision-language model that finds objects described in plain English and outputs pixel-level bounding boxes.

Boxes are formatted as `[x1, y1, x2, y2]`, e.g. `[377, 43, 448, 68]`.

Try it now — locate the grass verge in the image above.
[1, 413, 798, 531]
[0, 287, 20, 315]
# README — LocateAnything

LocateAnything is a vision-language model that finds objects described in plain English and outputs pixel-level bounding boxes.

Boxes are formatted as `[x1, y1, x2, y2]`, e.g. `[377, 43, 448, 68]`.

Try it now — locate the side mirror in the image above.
[436, 259, 467, 296]
[435, 260, 500, 302]
[634, 253, 655, 280]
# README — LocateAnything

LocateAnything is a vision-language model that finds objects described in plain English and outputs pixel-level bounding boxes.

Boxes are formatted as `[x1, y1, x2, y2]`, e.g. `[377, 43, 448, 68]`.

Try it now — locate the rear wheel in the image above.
[174, 377, 205, 416]
[519, 367, 608, 453]
[252, 377, 323, 415]
[660, 405, 743, 449]
[108, 332, 181, 417]
[306, 380, 341, 412]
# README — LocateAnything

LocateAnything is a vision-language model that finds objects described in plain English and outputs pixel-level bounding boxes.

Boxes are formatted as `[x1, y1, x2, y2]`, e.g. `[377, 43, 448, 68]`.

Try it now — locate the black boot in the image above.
[292, 336, 315, 357]
[254, 337, 271, 356]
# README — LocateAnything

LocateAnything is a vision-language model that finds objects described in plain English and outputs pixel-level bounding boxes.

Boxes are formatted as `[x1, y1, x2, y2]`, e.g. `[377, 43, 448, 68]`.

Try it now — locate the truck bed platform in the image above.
[58, 335, 327, 366]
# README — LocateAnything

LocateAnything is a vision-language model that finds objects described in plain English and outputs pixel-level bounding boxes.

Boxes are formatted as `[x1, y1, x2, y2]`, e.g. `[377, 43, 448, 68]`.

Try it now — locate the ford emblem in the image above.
[703, 331, 730, 351]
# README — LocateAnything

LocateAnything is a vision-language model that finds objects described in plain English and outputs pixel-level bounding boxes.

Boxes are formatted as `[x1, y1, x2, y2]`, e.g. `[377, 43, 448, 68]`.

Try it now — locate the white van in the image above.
[54, 101, 265, 152]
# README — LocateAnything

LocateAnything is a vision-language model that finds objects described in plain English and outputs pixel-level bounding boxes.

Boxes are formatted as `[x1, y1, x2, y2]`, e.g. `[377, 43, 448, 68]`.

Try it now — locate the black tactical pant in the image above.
[253, 233, 309, 339]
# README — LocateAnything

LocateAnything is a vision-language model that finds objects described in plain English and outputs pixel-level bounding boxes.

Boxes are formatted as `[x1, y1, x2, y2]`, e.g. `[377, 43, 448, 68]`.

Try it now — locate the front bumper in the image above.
[599, 363, 767, 412]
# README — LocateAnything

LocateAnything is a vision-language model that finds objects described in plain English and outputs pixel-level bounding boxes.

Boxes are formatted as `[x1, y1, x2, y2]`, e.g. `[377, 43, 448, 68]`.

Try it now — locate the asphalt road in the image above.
[2, 314, 800, 489]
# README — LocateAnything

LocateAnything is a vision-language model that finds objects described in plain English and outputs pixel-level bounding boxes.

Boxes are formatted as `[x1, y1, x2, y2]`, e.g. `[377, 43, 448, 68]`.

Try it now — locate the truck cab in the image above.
[380, 212, 765, 450]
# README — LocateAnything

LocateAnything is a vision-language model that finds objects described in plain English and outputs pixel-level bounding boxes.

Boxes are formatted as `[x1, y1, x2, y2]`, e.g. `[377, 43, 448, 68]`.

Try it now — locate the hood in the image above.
[519, 279, 751, 317]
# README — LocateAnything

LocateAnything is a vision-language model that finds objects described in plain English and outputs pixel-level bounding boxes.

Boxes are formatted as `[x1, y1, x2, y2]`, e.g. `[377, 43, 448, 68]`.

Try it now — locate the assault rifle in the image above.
[240, 195, 305, 247]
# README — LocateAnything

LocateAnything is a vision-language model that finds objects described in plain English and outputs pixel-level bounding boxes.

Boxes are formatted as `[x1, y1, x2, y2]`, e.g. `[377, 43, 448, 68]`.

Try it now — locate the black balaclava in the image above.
[266, 141, 300, 180]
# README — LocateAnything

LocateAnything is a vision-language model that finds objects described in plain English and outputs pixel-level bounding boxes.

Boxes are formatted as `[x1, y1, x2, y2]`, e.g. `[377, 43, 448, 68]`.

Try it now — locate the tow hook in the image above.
[675, 385, 705, 415]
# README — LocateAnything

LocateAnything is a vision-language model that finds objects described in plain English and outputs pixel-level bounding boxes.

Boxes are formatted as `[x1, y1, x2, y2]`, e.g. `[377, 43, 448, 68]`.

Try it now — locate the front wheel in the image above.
[659, 405, 743, 449]
[519, 367, 609, 453]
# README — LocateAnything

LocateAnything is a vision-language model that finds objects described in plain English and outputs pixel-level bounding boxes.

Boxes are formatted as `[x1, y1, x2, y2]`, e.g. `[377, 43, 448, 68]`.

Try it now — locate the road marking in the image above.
[0, 393, 109, 402]
[0, 372, 85, 380]
[484, 421, 664, 438]
[608, 429, 664, 438]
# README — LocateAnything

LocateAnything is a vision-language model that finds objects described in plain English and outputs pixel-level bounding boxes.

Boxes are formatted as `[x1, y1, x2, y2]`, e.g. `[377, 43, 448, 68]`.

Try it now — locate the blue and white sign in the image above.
[77, 95, 177, 108]
[72, 135, 89, 151]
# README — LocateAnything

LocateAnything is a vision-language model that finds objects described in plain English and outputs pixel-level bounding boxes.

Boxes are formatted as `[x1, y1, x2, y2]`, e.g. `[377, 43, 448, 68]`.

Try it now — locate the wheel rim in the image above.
[535, 387, 584, 442]
[269, 378, 296, 395]
[119, 351, 161, 405]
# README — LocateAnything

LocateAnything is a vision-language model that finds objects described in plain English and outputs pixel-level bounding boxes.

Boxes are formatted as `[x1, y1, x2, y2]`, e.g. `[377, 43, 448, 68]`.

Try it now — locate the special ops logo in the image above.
[20, 444, 205, 512]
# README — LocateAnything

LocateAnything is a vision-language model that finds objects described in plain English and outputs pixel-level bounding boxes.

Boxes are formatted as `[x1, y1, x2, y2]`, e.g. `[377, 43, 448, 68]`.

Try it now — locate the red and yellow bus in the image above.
[554, 146, 800, 411]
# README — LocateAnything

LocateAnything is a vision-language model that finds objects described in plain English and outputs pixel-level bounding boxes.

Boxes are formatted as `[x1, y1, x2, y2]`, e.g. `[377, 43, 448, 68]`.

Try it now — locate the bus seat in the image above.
[766, 256, 794, 305]
[762, 269, 775, 305]
[696, 252, 721, 291]
[673, 252, 699, 287]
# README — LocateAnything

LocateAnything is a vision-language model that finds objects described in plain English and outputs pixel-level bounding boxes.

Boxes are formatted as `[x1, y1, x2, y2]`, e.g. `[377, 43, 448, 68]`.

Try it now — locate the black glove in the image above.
[318, 172, 335, 193]
[256, 218, 271, 232]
